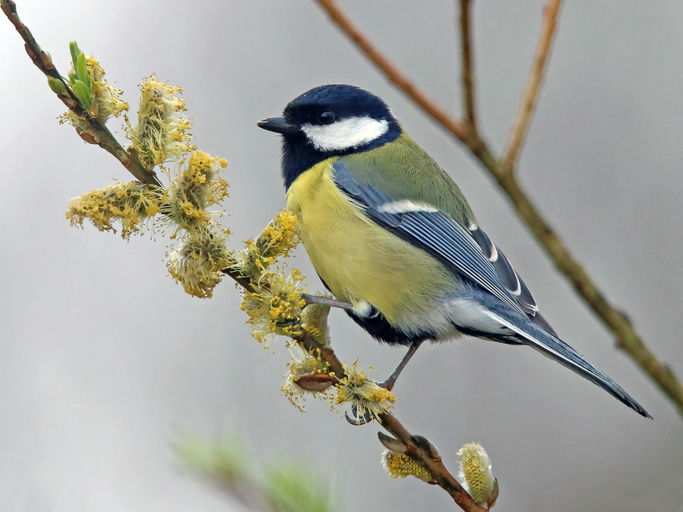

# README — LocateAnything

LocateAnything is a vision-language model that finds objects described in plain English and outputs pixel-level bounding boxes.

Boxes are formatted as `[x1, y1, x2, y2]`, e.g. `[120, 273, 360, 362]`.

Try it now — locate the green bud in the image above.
[73, 79, 92, 109]
[47, 77, 68, 96]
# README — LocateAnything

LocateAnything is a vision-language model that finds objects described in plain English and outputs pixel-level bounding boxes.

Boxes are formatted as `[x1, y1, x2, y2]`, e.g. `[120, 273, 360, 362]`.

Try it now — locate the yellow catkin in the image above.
[300, 303, 331, 347]
[336, 363, 396, 421]
[128, 75, 194, 169]
[85, 56, 128, 120]
[66, 182, 162, 239]
[240, 268, 307, 342]
[166, 229, 233, 298]
[458, 442, 495, 505]
[281, 346, 332, 411]
[164, 150, 229, 232]
[239, 210, 300, 281]
[381, 451, 433, 482]
[58, 55, 128, 133]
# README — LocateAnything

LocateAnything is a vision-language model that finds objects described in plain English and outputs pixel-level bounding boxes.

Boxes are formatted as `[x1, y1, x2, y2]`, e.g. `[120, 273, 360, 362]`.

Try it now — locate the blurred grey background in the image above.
[1, 1, 682, 510]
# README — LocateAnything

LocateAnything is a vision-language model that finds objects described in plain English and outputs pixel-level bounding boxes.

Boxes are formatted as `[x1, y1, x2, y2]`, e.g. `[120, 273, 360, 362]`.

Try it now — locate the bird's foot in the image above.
[345, 404, 377, 426]
[345, 377, 393, 426]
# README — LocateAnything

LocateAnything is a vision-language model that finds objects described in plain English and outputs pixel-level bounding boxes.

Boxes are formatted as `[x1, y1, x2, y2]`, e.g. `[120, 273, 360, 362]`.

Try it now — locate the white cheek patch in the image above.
[377, 200, 438, 214]
[301, 116, 389, 151]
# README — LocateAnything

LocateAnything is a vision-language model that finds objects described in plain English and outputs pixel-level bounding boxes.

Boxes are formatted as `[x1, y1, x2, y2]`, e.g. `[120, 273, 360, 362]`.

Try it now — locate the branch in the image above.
[458, 0, 478, 132]
[0, 0, 160, 186]
[1, 4, 487, 506]
[223, 265, 486, 511]
[503, 0, 562, 173]
[380, 415, 488, 511]
[314, 0, 469, 142]
[313, 0, 683, 416]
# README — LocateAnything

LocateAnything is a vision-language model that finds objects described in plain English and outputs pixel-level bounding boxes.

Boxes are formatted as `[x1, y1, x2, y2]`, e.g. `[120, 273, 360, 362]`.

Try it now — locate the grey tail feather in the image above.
[485, 308, 652, 419]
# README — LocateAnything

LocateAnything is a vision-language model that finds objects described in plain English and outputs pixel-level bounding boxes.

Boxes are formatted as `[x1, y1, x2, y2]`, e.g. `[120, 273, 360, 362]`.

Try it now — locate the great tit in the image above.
[258, 84, 649, 418]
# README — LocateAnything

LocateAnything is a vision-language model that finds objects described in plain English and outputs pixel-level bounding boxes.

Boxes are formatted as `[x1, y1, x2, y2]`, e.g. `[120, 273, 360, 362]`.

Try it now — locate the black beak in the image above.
[257, 116, 299, 134]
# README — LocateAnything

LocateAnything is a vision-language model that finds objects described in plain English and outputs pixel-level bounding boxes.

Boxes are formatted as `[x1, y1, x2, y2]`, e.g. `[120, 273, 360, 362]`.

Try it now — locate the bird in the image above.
[257, 84, 650, 419]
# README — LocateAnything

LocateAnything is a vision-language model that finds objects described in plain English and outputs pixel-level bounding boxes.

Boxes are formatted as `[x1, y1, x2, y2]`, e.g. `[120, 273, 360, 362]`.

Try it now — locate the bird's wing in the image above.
[333, 152, 651, 417]
[332, 157, 531, 317]
[466, 222, 557, 335]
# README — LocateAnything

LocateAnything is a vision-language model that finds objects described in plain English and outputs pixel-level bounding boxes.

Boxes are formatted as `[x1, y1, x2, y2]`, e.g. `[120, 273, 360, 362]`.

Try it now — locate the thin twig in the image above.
[503, 0, 562, 173]
[0, 0, 160, 186]
[315, 0, 469, 142]
[313, 0, 683, 416]
[459, 0, 478, 132]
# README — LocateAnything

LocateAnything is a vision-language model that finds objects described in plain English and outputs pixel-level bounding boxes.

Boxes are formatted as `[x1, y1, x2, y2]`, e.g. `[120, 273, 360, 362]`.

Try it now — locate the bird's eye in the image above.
[318, 111, 336, 125]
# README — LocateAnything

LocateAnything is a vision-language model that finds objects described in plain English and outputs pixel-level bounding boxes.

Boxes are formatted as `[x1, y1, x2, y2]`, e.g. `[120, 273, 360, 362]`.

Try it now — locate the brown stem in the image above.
[503, 0, 563, 173]
[458, 0, 478, 133]
[312, 0, 683, 416]
[380, 414, 487, 511]
[492, 171, 683, 413]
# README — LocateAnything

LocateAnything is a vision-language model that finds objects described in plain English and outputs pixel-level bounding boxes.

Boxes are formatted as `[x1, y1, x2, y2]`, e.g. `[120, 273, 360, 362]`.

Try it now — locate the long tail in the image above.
[483, 307, 651, 418]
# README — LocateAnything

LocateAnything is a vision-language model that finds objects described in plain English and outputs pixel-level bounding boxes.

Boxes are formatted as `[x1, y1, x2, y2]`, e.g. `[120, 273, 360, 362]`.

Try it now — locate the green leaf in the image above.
[47, 77, 68, 96]
[266, 463, 333, 512]
[73, 79, 92, 109]
[76, 52, 91, 89]
[174, 437, 246, 484]
[69, 41, 81, 68]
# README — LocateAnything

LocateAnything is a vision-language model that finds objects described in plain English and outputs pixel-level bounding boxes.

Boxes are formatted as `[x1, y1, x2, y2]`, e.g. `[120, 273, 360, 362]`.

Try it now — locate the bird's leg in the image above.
[380, 339, 424, 391]
[301, 293, 353, 310]
[345, 340, 424, 426]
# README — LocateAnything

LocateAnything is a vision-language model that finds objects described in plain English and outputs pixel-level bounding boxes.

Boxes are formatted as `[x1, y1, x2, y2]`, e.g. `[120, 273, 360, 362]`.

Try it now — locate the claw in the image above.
[345, 404, 375, 426]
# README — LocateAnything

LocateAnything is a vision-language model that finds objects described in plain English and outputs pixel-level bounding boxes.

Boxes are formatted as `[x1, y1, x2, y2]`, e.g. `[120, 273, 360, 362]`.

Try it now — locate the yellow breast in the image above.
[286, 159, 456, 326]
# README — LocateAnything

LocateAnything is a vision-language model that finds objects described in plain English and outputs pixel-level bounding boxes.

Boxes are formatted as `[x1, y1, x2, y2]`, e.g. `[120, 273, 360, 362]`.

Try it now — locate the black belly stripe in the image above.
[345, 308, 435, 346]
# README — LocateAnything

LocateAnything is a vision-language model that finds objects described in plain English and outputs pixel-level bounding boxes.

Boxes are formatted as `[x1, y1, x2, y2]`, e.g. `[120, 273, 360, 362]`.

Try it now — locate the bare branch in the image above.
[459, 0, 478, 132]
[503, 0, 563, 173]
[312, 0, 683, 416]
[315, 0, 469, 142]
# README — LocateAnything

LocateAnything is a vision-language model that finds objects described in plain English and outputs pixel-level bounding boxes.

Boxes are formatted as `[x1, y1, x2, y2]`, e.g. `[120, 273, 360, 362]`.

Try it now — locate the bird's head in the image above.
[258, 84, 401, 188]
